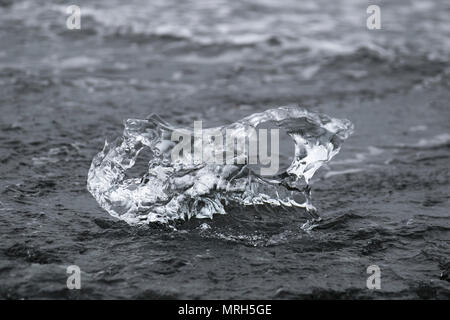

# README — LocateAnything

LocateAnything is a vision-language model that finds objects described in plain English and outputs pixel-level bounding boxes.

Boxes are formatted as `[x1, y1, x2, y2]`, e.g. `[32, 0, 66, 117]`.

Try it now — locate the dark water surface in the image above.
[0, 0, 449, 299]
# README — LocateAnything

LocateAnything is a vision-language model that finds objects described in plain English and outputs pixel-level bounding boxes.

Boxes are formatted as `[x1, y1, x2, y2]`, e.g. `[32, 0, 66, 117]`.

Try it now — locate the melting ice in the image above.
[87, 106, 353, 225]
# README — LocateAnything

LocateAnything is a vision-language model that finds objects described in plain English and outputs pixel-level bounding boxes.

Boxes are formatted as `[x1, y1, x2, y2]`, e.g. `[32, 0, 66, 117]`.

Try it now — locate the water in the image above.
[0, 0, 449, 299]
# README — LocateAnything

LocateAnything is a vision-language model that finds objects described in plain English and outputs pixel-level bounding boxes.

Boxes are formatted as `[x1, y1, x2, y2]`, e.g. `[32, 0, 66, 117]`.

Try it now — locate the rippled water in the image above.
[0, 0, 449, 299]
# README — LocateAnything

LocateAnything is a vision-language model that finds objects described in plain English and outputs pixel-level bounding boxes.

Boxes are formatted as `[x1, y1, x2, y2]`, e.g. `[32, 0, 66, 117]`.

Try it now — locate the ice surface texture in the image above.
[87, 106, 353, 225]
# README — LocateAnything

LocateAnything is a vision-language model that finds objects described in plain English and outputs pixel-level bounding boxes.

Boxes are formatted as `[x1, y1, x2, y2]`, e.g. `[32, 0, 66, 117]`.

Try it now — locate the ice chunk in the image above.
[87, 106, 353, 225]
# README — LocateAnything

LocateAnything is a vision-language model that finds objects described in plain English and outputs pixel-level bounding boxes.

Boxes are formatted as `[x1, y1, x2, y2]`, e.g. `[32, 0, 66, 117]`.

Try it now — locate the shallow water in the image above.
[0, 0, 449, 299]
